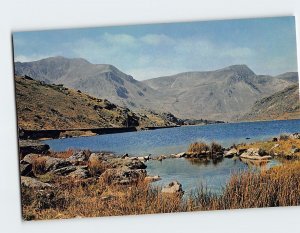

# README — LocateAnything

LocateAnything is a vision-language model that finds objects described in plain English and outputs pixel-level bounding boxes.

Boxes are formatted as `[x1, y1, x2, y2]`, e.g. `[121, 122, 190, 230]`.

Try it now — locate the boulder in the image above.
[121, 153, 129, 159]
[224, 148, 238, 158]
[240, 148, 272, 160]
[22, 153, 39, 164]
[19, 140, 50, 158]
[289, 133, 300, 140]
[144, 175, 161, 182]
[237, 148, 247, 155]
[161, 181, 184, 195]
[109, 158, 147, 170]
[20, 161, 34, 177]
[21, 176, 52, 189]
[174, 152, 186, 158]
[23, 155, 71, 172]
[43, 156, 72, 172]
[88, 153, 110, 164]
[52, 166, 77, 176]
[68, 166, 90, 179]
[67, 150, 91, 164]
[99, 168, 146, 185]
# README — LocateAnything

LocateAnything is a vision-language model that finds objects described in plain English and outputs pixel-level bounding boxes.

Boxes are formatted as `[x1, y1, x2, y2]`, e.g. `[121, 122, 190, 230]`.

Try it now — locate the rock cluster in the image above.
[19, 143, 149, 189]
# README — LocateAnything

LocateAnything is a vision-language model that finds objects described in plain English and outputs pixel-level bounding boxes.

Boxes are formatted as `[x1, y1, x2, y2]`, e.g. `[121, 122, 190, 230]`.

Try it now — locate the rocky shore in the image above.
[19, 132, 300, 220]
[19, 132, 300, 186]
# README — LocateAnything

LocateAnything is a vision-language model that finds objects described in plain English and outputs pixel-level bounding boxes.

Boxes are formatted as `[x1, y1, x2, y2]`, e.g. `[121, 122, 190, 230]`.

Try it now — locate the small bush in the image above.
[279, 134, 289, 141]
[88, 159, 108, 177]
[188, 142, 209, 153]
[258, 148, 267, 156]
[52, 149, 74, 159]
[32, 157, 47, 175]
[210, 142, 223, 154]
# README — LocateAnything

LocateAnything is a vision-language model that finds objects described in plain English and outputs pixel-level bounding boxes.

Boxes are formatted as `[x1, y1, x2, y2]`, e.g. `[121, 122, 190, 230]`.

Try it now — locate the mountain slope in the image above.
[144, 65, 293, 121]
[15, 56, 160, 110]
[240, 84, 300, 121]
[15, 57, 296, 122]
[15, 76, 178, 130]
[276, 72, 299, 83]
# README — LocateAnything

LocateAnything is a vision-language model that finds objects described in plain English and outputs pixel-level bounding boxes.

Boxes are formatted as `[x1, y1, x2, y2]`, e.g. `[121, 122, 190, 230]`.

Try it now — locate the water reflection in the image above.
[146, 157, 280, 194]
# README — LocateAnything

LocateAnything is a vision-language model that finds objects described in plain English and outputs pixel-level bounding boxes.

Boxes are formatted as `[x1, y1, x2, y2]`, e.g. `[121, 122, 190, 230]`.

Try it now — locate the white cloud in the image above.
[15, 32, 257, 80]
[102, 33, 137, 47]
[14, 54, 52, 62]
[140, 34, 174, 45]
[68, 33, 256, 79]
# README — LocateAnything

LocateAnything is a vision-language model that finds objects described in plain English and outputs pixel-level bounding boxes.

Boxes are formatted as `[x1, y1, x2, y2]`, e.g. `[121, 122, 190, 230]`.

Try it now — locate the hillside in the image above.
[144, 65, 293, 121]
[240, 84, 300, 121]
[15, 57, 296, 122]
[276, 72, 299, 83]
[15, 75, 178, 130]
[15, 56, 161, 110]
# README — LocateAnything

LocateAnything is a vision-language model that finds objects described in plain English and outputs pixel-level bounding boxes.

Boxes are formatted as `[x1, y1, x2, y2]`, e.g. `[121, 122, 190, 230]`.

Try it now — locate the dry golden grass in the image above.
[21, 177, 184, 220]
[210, 142, 223, 153]
[51, 149, 74, 159]
[31, 156, 47, 175]
[188, 141, 210, 153]
[236, 136, 300, 159]
[21, 160, 300, 220]
[88, 158, 109, 177]
[189, 161, 300, 210]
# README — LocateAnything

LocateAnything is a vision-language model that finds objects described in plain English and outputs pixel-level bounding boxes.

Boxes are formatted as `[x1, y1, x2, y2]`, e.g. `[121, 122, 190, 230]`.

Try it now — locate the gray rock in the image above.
[67, 150, 91, 164]
[21, 176, 52, 189]
[121, 153, 129, 159]
[240, 148, 272, 160]
[99, 168, 146, 185]
[224, 148, 238, 158]
[20, 161, 34, 177]
[43, 156, 72, 172]
[52, 166, 77, 176]
[174, 152, 186, 158]
[289, 133, 300, 139]
[19, 140, 49, 158]
[162, 181, 184, 195]
[237, 148, 247, 155]
[109, 158, 147, 170]
[68, 166, 90, 179]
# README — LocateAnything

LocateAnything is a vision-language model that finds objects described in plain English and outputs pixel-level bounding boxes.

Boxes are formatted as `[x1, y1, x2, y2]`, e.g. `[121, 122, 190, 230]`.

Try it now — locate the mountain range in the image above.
[14, 56, 299, 122]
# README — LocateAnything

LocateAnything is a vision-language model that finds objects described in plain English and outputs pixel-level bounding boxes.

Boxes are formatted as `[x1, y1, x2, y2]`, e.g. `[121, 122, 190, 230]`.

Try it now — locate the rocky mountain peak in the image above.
[220, 64, 256, 77]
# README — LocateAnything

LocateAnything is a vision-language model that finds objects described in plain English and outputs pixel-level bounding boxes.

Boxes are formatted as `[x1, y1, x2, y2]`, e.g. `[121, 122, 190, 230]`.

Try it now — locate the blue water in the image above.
[146, 158, 279, 195]
[45, 119, 300, 156]
[44, 119, 299, 194]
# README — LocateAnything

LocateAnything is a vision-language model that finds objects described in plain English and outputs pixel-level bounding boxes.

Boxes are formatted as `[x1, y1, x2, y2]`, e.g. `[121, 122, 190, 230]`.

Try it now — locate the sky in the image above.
[13, 16, 298, 80]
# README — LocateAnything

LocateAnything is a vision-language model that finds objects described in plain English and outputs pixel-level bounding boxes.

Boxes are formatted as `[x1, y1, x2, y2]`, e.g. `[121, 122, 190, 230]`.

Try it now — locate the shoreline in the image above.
[22, 118, 300, 141]
[19, 133, 300, 220]
[19, 125, 181, 140]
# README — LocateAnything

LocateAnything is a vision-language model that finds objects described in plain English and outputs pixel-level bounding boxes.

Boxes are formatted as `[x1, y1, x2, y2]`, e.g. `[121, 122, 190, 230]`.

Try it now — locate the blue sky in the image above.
[13, 16, 298, 80]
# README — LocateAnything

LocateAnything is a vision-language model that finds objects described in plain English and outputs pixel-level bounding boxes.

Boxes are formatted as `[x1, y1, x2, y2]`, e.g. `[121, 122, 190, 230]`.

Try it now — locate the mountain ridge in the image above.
[14, 56, 298, 122]
[240, 84, 300, 121]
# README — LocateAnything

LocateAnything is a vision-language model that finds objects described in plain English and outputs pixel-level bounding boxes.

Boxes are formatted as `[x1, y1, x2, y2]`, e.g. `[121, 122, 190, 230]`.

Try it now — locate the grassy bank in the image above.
[22, 159, 300, 220]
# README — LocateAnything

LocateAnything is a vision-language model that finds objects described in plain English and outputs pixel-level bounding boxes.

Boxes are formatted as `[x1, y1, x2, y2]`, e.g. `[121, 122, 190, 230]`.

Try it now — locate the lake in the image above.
[45, 119, 300, 156]
[45, 119, 300, 194]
